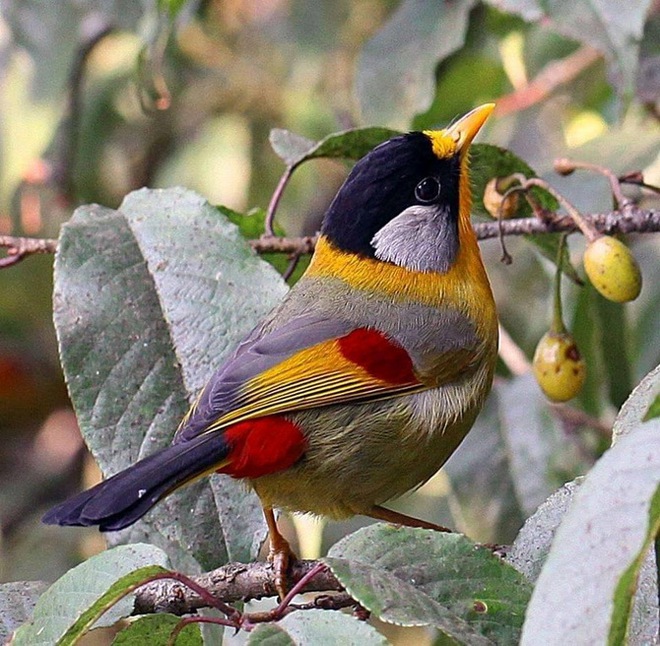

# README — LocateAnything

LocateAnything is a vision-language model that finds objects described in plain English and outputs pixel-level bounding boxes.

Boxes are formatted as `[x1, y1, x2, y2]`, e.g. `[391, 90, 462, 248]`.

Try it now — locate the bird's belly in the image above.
[251, 365, 490, 519]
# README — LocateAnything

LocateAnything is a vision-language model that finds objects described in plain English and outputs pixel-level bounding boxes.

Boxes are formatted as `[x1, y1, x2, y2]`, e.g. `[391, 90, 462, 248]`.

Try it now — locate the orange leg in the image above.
[264, 507, 297, 599]
[366, 505, 452, 532]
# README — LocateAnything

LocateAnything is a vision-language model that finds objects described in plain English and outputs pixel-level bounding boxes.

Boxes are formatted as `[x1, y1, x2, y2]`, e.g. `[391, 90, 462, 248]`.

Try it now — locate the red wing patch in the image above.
[337, 328, 417, 385]
[217, 415, 307, 479]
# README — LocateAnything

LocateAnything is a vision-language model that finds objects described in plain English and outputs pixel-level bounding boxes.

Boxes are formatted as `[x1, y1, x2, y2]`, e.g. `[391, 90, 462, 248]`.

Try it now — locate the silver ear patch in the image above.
[371, 205, 458, 273]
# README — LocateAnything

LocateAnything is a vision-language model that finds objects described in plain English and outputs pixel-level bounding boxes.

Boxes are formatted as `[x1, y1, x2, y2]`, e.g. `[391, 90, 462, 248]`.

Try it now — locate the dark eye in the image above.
[414, 177, 441, 204]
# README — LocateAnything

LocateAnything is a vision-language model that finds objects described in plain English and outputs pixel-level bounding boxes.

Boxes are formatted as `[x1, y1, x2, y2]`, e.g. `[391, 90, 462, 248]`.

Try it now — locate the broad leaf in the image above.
[520, 419, 660, 645]
[247, 610, 387, 645]
[112, 613, 203, 645]
[506, 478, 582, 582]
[470, 144, 580, 284]
[593, 295, 634, 410]
[269, 127, 400, 168]
[612, 363, 660, 442]
[443, 392, 526, 544]
[53, 188, 288, 569]
[490, 0, 653, 101]
[445, 377, 584, 544]
[355, 0, 478, 127]
[0, 581, 48, 645]
[12, 544, 169, 646]
[325, 525, 531, 645]
[498, 375, 573, 517]
[636, 11, 660, 104]
[1, 0, 144, 100]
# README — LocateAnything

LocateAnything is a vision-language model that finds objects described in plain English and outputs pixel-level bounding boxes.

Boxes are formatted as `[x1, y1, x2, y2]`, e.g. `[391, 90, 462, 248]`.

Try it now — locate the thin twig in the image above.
[282, 253, 302, 281]
[498, 324, 531, 376]
[554, 158, 634, 211]
[264, 167, 294, 237]
[495, 45, 601, 117]
[0, 235, 58, 267]
[249, 207, 660, 255]
[618, 172, 660, 195]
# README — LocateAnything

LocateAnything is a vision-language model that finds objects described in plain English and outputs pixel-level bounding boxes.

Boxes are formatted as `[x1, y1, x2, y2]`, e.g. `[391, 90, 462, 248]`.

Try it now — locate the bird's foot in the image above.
[264, 507, 298, 600]
[268, 537, 298, 601]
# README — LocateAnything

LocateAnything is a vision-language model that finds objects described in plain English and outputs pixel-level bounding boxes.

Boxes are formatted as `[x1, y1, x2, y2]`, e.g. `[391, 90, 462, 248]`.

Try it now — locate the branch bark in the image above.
[247, 207, 659, 255]
[133, 559, 343, 616]
[1, 207, 658, 265]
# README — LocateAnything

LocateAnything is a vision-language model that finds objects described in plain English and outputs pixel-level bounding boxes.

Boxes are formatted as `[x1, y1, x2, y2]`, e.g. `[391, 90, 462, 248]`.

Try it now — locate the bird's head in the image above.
[320, 104, 494, 274]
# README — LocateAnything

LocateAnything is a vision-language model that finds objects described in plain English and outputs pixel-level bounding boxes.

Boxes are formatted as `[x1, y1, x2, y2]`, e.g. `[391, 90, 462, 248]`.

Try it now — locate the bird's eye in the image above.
[414, 177, 441, 204]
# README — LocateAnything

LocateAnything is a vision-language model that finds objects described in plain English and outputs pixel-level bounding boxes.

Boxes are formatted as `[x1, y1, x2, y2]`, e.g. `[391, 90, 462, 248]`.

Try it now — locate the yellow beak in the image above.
[445, 103, 495, 154]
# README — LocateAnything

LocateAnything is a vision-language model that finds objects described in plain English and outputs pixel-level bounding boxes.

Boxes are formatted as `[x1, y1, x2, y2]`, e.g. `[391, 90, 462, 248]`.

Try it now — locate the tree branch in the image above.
[1, 207, 657, 266]
[133, 559, 343, 616]
[0, 235, 58, 268]
[494, 45, 601, 117]
[247, 207, 659, 255]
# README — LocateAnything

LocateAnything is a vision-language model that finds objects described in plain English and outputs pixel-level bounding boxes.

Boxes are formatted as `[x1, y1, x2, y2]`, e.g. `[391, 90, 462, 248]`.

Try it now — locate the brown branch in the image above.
[133, 559, 343, 616]
[495, 45, 602, 117]
[0, 235, 58, 268]
[249, 235, 318, 255]
[247, 207, 659, 255]
[1, 208, 657, 267]
[473, 207, 660, 239]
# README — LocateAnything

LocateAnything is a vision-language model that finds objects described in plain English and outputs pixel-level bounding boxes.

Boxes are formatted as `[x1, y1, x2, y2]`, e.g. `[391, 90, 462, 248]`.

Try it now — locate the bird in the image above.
[43, 104, 499, 597]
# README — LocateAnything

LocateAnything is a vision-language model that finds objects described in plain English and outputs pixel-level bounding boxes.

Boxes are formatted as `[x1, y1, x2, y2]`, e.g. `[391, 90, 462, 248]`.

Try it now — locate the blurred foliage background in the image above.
[0, 0, 658, 605]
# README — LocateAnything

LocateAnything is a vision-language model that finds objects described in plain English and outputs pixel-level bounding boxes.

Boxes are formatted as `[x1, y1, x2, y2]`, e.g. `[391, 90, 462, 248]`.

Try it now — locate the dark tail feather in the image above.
[42, 433, 230, 532]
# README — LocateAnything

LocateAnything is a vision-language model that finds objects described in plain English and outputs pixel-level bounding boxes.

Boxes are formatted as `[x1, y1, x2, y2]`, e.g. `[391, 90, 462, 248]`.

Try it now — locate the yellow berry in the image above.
[483, 178, 519, 219]
[532, 331, 586, 402]
[583, 235, 642, 303]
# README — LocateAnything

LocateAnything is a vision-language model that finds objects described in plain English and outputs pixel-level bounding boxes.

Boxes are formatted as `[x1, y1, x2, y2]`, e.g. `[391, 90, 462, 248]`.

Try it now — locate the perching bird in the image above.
[44, 104, 499, 596]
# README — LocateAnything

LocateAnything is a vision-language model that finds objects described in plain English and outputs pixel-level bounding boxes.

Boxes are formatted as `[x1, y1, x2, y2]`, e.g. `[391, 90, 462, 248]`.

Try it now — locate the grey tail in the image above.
[42, 433, 230, 532]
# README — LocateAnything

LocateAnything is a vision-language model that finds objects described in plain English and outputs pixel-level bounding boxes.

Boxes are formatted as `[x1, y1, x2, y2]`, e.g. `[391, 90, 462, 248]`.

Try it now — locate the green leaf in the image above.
[609, 483, 660, 646]
[443, 392, 526, 544]
[644, 394, 660, 421]
[469, 144, 580, 284]
[157, 0, 191, 20]
[594, 295, 633, 409]
[506, 478, 582, 582]
[112, 613, 203, 645]
[325, 525, 531, 645]
[636, 11, 660, 104]
[571, 283, 605, 415]
[355, 0, 478, 127]
[1, 0, 144, 101]
[489, 0, 653, 101]
[613, 363, 660, 441]
[545, 0, 652, 103]
[269, 129, 317, 167]
[12, 544, 169, 646]
[218, 206, 300, 279]
[269, 127, 400, 168]
[498, 374, 573, 517]
[520, 419, 660, 645]
[0, 581, 48, 645]
[470, 144, 556, 219]
[53, 188, 288, 569]
[247, 610, 387, 645]
[482, 0, 542, 21]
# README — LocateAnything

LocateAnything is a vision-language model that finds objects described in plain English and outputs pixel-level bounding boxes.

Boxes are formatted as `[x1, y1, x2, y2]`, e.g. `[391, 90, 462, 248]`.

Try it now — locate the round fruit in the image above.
[583, 235, 642, 303]
[533, 331, 586, 402]
[483, 178, 519, 219]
